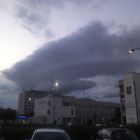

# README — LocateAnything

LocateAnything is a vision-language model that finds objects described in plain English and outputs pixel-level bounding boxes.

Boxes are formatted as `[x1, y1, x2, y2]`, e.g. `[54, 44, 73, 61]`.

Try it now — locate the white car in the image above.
[30, 128, 71, 140]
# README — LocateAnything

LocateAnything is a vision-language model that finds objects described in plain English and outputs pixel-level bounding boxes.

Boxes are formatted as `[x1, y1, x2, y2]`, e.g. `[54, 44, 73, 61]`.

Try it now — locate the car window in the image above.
[33, 132, 70, 140]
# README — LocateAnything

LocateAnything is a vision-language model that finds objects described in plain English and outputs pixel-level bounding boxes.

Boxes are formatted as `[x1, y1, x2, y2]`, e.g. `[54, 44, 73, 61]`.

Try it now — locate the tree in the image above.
[0, 108, 17, 122]
[111, 108, 121, 124]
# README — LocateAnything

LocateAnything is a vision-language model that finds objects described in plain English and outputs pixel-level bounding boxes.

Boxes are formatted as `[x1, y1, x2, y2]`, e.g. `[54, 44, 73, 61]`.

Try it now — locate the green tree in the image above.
[0, 108, 17, 122]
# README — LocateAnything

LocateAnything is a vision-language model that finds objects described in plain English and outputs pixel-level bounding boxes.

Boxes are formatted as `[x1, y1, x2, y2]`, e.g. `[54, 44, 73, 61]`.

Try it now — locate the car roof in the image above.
[99, 128, 128, 132]
[35, 128, 66, 133]
[98, 128, 129, 137]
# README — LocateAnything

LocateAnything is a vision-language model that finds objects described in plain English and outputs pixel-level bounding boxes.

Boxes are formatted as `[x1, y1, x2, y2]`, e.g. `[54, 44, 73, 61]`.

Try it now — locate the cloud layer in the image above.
[3, 22, 140, 95]
[1, 0, 140, 108]
[0, 72, 19, 108]
[15, 0, 111, 40]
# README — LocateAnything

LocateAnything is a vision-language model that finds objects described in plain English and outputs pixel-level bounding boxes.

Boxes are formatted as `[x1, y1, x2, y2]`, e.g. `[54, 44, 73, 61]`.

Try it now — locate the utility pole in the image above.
[51, 80, 59, 125]
[84, 87, 86, 99]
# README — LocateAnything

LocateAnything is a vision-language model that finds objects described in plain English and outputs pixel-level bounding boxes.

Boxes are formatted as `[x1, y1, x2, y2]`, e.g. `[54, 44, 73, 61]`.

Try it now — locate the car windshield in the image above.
[111, 130, 139, 140]
[32, 132, 70, 140]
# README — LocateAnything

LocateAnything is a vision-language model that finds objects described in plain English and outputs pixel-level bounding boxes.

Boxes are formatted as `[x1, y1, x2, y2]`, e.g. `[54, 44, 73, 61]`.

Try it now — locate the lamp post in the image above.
[53, 81, 59, 125]
[129, 48, 140, 53]
[55, 82, 58, 87]
[27, 97, 34, 117]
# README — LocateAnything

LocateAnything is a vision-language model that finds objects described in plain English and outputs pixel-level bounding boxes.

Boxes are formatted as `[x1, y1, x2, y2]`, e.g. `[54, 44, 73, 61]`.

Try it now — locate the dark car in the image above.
[30, 128, 71, 140]
[96, 128, 139, 140]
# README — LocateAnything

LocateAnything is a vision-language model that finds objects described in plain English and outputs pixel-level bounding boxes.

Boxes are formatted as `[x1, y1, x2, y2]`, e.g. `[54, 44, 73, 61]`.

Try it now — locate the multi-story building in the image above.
[18, 90, 51, 116]
[119, 72, 140, 124]
[34, 95, 120, 125]
[34, 95, 76, 124]
[72, 98, 119, 124]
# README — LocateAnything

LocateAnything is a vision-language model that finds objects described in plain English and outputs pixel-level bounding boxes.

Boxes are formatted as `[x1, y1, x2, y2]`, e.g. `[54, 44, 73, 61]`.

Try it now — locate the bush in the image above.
[126, 124, 140, 138]
[65, 126, 97, 140]
[2, 126, 34, 140]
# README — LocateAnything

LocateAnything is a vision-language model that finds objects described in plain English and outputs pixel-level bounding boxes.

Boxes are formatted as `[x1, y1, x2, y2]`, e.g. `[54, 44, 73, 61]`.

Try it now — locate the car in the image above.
[30, 128, 71, 140]
[96, 128, 139, 140]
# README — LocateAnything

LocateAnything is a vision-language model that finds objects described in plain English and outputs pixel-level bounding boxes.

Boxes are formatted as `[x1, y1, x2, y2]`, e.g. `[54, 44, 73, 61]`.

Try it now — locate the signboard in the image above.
[18, 115, 29, 120]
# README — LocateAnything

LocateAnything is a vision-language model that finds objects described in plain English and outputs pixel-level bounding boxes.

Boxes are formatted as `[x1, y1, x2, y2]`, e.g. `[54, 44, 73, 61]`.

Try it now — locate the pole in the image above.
[53, 87, 56, 124]
[52, 80, 58, 125]
[84, 87, 86, 99]
[53, 93, 56, 125]
[50, 79, 55, 124]
[51, 79, 53, 92]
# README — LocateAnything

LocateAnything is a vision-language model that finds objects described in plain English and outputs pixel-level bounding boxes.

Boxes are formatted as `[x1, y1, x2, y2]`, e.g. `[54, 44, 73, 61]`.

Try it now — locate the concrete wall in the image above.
[18, 93, 25, 115]
[18, 90, 49, 115]
[133, 73, 140, 123]
[124, 73, 138, 124]
[34, 96, 76, 124]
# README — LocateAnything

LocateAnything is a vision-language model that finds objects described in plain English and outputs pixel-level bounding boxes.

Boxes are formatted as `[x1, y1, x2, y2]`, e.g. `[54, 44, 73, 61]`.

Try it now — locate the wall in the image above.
[124, 73, 137, 124]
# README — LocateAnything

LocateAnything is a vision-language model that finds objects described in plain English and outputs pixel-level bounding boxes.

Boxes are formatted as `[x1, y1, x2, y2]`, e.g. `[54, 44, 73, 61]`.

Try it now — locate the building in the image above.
[119, 80, 126, 125]
[34, 95, 76, 124]
[34, 95, 120, 125]
[72, 98, 119, 125]
[119, 72, 140, 124]
[18, 90, 51, 116]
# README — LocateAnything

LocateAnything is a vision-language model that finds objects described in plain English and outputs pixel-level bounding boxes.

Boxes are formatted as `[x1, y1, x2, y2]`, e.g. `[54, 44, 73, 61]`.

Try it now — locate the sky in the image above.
[0, 0, 140, 108]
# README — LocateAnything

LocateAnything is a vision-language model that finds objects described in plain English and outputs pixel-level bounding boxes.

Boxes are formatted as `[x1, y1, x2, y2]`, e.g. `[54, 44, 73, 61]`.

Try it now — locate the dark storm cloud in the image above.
[103, 93, 119, 98]
[0, 78, 19, 95]
[59, 80, 96, 93]
[3, 22, 140, 92]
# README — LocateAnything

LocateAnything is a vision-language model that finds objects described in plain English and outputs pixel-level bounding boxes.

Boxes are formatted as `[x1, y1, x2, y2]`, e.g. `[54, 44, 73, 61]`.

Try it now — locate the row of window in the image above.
[74, 104, 118, 111]
[76, 110, 113, 115]
[34, 100, 119, 112]
[45, 109, 74, 116]
[63, 101, 118, 110]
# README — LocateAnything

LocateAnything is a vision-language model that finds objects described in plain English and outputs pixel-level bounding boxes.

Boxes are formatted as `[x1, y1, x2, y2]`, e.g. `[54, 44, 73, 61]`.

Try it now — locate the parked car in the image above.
[30, 128, 71, 140]
[96, 128, 139, 140]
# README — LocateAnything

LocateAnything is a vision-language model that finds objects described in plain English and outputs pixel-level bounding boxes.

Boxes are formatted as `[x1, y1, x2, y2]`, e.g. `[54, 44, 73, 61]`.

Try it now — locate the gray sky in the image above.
[0, 0, 140, 108]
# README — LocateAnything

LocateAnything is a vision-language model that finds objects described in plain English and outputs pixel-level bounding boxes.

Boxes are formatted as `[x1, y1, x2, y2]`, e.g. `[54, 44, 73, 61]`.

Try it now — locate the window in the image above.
[47, 110, 51, 115]
[71, 109, 74, 116]
[126, 86, 132, 95]
[63, 102, 70, 106]
[48, 101, 51, 106]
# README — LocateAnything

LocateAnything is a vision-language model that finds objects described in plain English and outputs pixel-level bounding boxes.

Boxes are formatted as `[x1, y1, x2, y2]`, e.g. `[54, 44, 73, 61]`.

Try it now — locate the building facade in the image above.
[119, 72, 140, 124]
[119, 80, 126, 125]
[72, 98, 119, 125]
[34, 95, 120, 125]
[34, 95, 76, 124]
[18, 90, 51, 116]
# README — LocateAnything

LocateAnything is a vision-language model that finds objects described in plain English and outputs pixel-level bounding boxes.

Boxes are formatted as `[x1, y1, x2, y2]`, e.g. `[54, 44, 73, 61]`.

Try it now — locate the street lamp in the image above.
[129, 48, 140, 53]
[53, 81, 59, 125]
[55, 82, 59, 87]
[28, 97, 34, 116]
[51, 80, 59, 92]
[52, 81, 59, 94]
